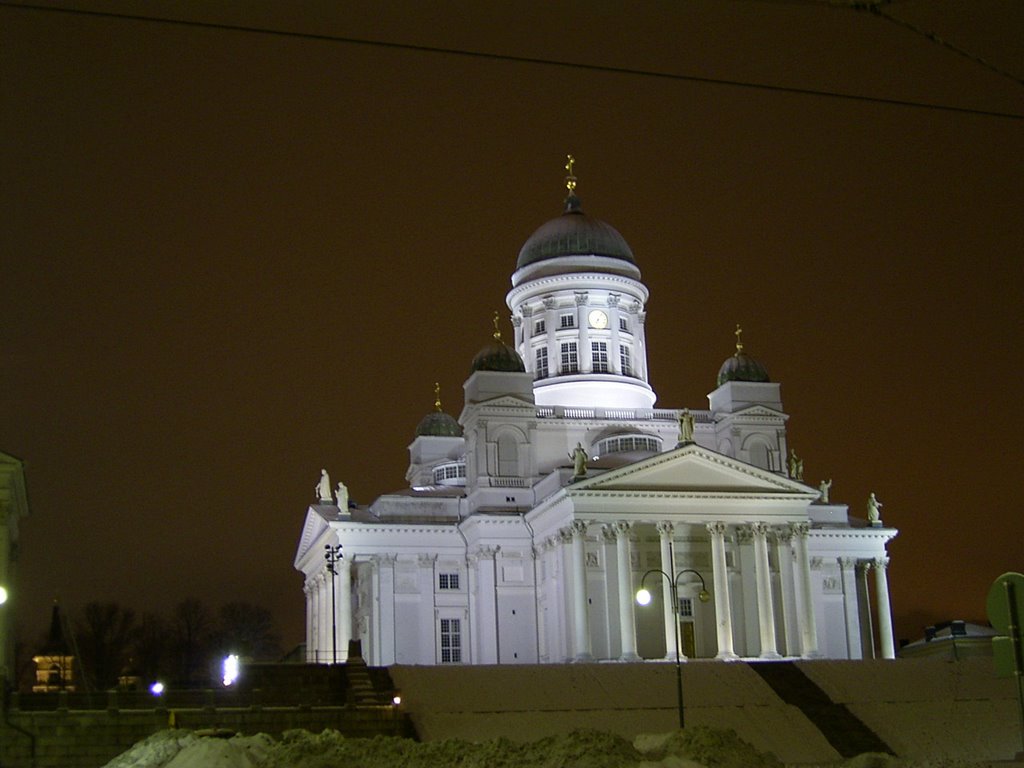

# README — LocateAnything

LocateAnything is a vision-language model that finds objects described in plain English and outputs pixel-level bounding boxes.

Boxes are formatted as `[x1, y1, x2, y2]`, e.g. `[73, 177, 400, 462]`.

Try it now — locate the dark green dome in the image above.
[717, 351, 770, 387]
[415, 410, 463, 437]
[471, 337, 526, 373]
[516, 193, 636, 271]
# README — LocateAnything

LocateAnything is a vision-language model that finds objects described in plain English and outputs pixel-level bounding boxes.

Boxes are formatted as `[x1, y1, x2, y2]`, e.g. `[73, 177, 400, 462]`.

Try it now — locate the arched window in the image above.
[595, 434, 661, 457]
[745, 437, 771, 470]
[432, 461, 466, 486]
[497, 433, 519, 476]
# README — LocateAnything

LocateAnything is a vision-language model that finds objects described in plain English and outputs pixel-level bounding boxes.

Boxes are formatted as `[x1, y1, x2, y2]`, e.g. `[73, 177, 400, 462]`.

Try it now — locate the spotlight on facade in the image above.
[222, 654, 240, 686]
[635, 587, 653, 606]
[150, 681, 165, 696]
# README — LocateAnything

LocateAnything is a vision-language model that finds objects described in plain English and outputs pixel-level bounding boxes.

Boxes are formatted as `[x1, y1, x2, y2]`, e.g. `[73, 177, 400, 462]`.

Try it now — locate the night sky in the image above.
[3, 0, 1022, 652]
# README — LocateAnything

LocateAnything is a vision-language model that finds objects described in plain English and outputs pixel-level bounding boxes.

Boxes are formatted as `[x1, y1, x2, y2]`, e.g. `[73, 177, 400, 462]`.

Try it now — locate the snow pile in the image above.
[102, 727, 1008, 768]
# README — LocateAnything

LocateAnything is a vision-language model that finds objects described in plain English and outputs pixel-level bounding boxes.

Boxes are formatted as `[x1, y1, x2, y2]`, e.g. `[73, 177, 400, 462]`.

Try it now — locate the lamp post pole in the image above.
[324, 544, 344, 665]
[637, 568, 710, 730]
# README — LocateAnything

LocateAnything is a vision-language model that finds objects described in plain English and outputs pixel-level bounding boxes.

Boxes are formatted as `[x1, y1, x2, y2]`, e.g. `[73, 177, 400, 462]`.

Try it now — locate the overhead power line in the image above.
[3, 1, 1021, 120]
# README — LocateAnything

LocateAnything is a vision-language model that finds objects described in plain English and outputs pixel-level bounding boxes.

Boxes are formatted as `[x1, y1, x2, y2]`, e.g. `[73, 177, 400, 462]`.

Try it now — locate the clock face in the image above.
[588, 310, 609, 329]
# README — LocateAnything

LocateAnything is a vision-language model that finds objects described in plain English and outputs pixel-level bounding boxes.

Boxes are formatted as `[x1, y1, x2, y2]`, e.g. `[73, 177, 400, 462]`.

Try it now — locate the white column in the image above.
[317, 573, 329, 663]
[576, 292, 591, 371]
[838, 557, 862, 659]
[613, 521, 638, 661]
[791, 523, 820, 658]
[519, 308, 532, 371]
[635, 309, 648, 382]
[569, 520, 593, 661]
[751, 522, 781, 659]
[857, 561, 876, 659]
[544, 297, 558, 375]
[707, 522, 738, 660]
[656, 521, 677, 660]
[337, 557, 352, 662]
[304, 583, 314, 663]
[774, 528, 797, 656]
[608, 295, 621, 373]
[873, 557, 896, 659]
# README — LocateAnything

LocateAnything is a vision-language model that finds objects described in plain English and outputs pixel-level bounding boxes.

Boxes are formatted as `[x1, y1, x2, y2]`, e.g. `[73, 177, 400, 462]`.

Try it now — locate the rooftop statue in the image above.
[316, 469, 333, 504]
[867, 493, 883, 526]
[818, 478, 832, 504]
[678, 409, 695, 444]
[570, 443, 588, 479]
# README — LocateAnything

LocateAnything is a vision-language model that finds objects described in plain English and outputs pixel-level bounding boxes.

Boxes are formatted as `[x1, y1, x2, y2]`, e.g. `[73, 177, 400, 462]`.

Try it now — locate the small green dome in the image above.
[471, 338, 526, 373]
[717, 325, 770, 386]
[415, 410, 463, 437]
[717, 351, 770, 386]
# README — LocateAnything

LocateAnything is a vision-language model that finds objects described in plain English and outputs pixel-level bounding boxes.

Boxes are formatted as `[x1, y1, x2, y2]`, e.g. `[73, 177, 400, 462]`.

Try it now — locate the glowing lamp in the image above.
[150, 682, 165, 695]
[222, 654, 240, 686]
[635, 588, 652, 606]
[392, 694, 402, 706]
[0, 586, 8, 605]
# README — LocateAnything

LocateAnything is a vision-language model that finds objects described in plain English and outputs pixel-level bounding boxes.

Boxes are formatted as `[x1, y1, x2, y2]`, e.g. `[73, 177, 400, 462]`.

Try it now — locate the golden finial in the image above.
[492, 311, 503, 341]
[564, 154, 577, 193]
[433, 382, 442, 412]
[734, 324, 744, 354]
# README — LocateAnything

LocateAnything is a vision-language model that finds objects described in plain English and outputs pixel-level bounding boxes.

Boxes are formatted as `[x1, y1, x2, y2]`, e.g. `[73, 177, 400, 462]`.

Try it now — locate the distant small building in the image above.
[900, 620, 995, 660]
[32, 602, 76, 692]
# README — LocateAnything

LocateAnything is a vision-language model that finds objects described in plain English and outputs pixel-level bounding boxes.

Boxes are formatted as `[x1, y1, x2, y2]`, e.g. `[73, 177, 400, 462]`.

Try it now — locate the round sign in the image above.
[986, 572, 1024, 635]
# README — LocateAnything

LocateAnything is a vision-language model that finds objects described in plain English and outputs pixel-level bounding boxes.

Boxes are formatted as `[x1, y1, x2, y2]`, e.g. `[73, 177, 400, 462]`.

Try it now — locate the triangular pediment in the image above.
[569, 443, 814, 496]
[294, 506, 332, 568]
[467, 394, 535, 410]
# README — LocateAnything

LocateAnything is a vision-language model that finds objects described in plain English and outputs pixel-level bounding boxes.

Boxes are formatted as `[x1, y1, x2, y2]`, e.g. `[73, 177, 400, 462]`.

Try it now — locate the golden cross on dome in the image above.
[734, 324, 744, 353]
[564, 154, 577, 193]
[434, 381, 442, 412]
[492, 311, 503, 341]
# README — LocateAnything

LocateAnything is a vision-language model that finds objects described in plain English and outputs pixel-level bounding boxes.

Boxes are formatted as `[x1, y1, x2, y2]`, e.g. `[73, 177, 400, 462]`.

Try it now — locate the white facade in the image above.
[294, 183, 897, 666]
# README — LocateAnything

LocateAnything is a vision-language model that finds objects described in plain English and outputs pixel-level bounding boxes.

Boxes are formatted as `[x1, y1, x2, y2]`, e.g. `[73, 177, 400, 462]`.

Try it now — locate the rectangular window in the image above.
[559, 314, 575, 329]
[439, 573, 460, 590]
[535, 347, 549, 379]
[534, 319, 546, 334]
[591, 341, 609, 373]
[440, 618, 462, 663]
[619, 317, 629, 332]
[560, 341, 579, 374]
[678, 597, 694, 618]
[620, 345, 633, 376]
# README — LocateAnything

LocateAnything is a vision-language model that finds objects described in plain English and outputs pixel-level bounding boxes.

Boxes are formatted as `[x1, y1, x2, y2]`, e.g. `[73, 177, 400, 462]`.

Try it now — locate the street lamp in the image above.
[324, 544, 344, 665]
[636, 568, 710, 729]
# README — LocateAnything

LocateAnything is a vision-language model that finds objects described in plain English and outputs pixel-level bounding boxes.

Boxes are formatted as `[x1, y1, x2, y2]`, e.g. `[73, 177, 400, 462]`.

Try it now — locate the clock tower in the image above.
[506, 157, 656, 409]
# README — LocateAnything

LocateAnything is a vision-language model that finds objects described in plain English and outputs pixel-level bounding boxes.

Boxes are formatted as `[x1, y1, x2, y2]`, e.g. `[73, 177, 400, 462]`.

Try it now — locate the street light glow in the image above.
[0, 586, 8, 605]
[222, 654, 240, 686]
[636, 587, 652, 606]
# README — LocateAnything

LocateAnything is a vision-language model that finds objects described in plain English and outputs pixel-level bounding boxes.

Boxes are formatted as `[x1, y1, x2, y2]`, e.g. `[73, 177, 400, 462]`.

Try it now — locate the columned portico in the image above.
[873, 556, 896, 659]
[856, 560, 876, 659]
[791, 522, 820, 657]
[773, 527, 798, 655]
[336, 557, 352, 662]
[707, 521, 738, 660]
[750, 522, 781, 659]
[656, 521, 677, 659]
[613, 521, 638, 660]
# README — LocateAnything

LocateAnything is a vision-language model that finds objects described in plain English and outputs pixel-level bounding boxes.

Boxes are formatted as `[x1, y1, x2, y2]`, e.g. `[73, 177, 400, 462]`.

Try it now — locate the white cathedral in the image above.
[295, 162, 898, 667]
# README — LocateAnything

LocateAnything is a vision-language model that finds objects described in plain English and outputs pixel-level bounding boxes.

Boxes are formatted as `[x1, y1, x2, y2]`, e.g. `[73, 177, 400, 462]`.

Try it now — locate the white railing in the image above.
[534, 406, 710, 422]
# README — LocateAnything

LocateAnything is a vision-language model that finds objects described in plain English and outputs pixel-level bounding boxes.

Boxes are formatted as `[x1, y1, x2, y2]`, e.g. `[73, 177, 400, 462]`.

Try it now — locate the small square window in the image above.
[619, 317, 629, 332]
[439, 573, 460, 590]
[534, 319, 546, 334]
[678, 597, 693, 617]
[560, 314, 575, 329]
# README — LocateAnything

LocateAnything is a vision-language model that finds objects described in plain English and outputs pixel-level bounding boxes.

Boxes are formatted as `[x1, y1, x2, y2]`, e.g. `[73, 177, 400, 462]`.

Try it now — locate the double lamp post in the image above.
[636, 568, 710, 729]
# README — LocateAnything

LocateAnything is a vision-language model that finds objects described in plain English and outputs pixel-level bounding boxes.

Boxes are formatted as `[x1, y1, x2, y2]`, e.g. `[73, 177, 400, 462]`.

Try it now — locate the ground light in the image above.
[150, 681, 165, 695]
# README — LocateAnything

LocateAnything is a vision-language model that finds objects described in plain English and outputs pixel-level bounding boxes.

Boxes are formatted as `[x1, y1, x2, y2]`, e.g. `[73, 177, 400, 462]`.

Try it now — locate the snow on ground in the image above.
[101, 728, 1015, 768]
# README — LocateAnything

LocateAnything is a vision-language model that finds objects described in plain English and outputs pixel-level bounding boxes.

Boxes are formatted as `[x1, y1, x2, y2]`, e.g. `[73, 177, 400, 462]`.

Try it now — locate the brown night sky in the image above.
[2, 0, 1022, 652]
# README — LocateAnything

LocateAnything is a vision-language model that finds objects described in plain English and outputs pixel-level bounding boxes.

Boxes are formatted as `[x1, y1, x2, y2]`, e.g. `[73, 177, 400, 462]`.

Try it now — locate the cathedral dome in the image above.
[415, 384, 464, 437]
[717, 326, 770, 386]
[516, 193, 636, 271]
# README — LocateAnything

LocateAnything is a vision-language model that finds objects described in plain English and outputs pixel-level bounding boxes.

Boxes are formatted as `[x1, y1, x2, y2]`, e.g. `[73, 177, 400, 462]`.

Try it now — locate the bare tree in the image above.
[170, 598, 214, 687]
[213, 602, 282, 661]
[74, 602, 136, 690]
